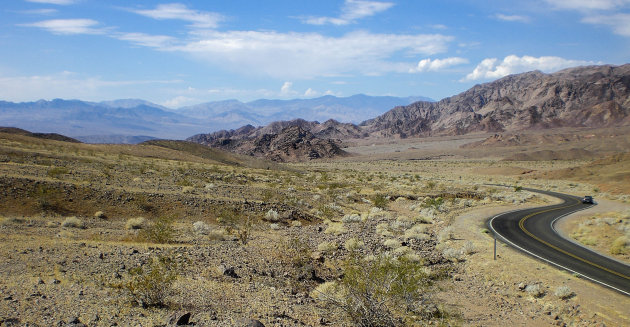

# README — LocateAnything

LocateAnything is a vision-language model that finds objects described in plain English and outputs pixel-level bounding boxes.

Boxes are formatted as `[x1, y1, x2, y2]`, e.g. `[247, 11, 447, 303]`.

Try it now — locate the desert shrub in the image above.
[192, 221, 211, 235]
[554, 285, 573, 300]
[47, 167, 69, 179]
[94, 211, 106, 219]
[424, 197, 444, 209]
[404, 224, 429, 241]
[611, 236, 630, 255]
[182, 186, 194, 194]
[216, 207, 254, 245]
[376, 223, 393, 237]
[371, 194, 389, 209]
[341, 213, 362, 224]
[315, 253, 435, 326]
[383, 239, 401, 249]
[514, 186, 523, 192]
[442, 247, 463, 262]
[270, 223, 282, 230]
[126, 217, 146, 230]
[290, 220, 302, 227]
[417, 215, 433, 224]
[264, 209, 280, 222]
[437, 226, 455, 243]
[344, 237, 364, 251]
[124, 255, 178, 308]
[61, 216, 84, 229]
[525, 284, 545, 298]
[461, 241, 476, 255]
[325, 222, 347, 235]
[318, 241, 339, 253]
[139, 216, 175, 244]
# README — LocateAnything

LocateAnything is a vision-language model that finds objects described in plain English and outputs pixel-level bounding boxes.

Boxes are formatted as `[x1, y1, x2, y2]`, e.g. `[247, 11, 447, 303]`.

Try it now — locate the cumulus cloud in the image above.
[304, 88, 319, 97]
[463, 55, 596, 81]
[410, 57, 468, 73]
[22, 19, 104, 35]
[302, 0, 394, 25]
[25, 0, 76, 5]
[495, 14, 530, 22]
[131, 3, 223, 28]
[280, 82, 297, 96]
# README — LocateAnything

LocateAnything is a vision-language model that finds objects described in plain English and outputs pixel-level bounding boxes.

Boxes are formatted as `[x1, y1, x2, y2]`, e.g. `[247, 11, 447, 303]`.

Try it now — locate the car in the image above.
[582, 196, 594, 204]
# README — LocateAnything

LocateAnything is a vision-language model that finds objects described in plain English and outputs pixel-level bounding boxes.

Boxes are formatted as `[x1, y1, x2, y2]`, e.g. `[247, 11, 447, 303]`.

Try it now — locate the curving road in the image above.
[488, 188, 630, 296]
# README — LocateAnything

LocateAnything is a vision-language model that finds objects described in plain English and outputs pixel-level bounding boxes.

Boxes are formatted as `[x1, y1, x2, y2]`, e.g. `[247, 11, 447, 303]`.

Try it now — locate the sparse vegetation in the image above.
[61, 216, 84, 229]
[123, 255, 179, 308]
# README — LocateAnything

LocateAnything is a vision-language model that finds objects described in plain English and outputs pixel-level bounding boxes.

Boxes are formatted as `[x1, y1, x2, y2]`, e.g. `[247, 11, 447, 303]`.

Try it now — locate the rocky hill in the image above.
[188, 124, 347, 162]
[362, 64, 630, 137]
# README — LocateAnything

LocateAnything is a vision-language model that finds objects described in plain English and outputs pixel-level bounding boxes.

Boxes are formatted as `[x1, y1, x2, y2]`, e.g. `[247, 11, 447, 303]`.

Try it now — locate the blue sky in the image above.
[0, 0, 629, 107]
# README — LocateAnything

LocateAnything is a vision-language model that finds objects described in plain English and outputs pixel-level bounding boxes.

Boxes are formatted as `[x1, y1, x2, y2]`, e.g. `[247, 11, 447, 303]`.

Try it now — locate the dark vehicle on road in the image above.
[582, 196, 593, 204]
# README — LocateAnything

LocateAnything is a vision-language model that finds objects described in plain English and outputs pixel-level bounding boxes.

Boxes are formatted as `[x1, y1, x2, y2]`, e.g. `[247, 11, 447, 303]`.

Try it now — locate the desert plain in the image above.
[1, 126, 629, 327]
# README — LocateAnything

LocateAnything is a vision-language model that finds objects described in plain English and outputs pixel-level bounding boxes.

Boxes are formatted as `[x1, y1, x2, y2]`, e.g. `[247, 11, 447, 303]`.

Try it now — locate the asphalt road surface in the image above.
[488, 188, 630, 296]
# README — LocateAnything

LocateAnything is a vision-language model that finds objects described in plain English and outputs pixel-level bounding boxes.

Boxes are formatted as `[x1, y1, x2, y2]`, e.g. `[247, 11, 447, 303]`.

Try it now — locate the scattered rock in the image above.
[166, 311, 192, 326]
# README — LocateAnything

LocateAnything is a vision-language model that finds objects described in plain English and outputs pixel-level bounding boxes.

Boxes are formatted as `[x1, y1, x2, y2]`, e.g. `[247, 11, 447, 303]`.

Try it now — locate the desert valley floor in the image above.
[1, 126, 629, 326]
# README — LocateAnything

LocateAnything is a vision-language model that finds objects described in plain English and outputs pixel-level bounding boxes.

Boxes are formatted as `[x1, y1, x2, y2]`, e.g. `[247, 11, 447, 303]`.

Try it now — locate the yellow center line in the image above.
[518, 199, 630, 280]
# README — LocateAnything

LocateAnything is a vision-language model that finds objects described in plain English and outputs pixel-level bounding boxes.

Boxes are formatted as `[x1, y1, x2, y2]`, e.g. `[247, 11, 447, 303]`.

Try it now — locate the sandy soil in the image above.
[445, 198, 630, 326]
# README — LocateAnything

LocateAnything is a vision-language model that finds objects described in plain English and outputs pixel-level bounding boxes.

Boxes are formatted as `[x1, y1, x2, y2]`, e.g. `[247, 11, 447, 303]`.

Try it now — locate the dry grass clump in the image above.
[554, 285, 573, 300]
[264, 209, 280, 222]
[341, 213, 362, 224]
[94, 211, 106, 219]
[525, 284, 545, 298]
[318, 241, 339, 253]
[290, 220, 302, 227]
[344, 237, 364, 251]
[383, 238, 400, 249]
[192, 221, 211, 235]
[461, 241, 476, 255]
[610, 236, 629, 255]
[269, 223, 282, 230]
[404, 224, 429, 241]
[376, 223, 393, 237]
[126, 217, 146, 230]
[324, 221, 347, 235]
[61, 216, 84, 229]
[437, 226, 455, 243]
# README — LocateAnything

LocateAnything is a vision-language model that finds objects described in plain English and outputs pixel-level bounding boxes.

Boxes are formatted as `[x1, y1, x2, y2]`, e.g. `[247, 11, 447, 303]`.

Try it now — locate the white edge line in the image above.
[550, 205, 630, 269]
[488, 210, 630, 297]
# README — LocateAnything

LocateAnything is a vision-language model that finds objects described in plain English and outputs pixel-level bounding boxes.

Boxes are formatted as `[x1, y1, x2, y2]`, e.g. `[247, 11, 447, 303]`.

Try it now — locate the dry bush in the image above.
[314, 253, 437, 326]
[126, 217, 146, 230]
[94, 211, 106, 219]
[318, 241, 339, 253]
[554, 285, 573, 300]
[341, 213, 362, 224]
[344, 237, 364, 251]
[61, 216, 84, 229]
[437, 226, 455, 243]
[325, 222, 347, 235]
[139, 216, 175, 244]
[404, 224, 429, 241]
[525, 284, 545, 298]
[192, 221, 211, 235]
[264, 209, 280, 222]
[610, 236, 629, 255]
[124, 255, 178, 308]
[461, 241, 476, 255]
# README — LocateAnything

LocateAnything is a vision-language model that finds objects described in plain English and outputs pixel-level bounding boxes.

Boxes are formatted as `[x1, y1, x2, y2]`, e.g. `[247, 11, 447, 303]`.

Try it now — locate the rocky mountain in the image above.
[188, 124, 346, 162]
[0, 127, 81, 143]
[362, 64, 630, 137]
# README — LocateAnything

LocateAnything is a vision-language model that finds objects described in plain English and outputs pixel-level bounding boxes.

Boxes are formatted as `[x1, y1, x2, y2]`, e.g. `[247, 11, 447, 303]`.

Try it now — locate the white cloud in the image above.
[302, 0, 394, 25]
[116, 32, 175, 48]
[280, 82, 297, 97]
[410, 57, 468, 73]
[463, 55, 596, 81]
[495, 14, 530, 23]
[175, 30, 452, 78]
[131, 3, 223, 28]
[22, 19, 104, 35]
[20, 9, 58, 15]
[544, 0, 630, 11]
[304, 88, 319, 97]
[582, 13, 630, 36]
[25, 0, 76, 5]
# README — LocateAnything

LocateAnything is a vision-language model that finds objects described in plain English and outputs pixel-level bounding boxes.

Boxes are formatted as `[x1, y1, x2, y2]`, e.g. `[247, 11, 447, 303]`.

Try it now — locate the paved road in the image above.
[488, 188, 630, 296]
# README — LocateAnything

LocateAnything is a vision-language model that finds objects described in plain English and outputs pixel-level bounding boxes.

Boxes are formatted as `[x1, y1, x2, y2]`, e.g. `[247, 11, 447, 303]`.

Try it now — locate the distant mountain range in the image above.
[0, 95, 429, 143]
